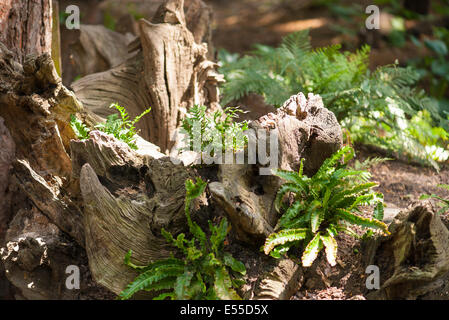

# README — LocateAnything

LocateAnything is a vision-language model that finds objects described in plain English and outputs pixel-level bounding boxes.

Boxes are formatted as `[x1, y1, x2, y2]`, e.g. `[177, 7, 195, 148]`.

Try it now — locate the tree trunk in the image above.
[0, 0, 53, 64]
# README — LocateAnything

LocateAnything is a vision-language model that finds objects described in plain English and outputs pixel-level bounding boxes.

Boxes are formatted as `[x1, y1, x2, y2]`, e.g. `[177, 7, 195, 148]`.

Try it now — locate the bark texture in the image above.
[72, 131, 196, 295]
[0, 42, 114, 299]
[0, 117, 14, 241]
[0, 0, 53, 64]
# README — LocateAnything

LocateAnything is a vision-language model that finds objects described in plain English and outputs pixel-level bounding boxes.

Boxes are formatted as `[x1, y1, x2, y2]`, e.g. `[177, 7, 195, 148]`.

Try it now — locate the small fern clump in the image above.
[263, 146, 390, 267]
[119, 178, 246, 300]
[70, 103, 151, 150]
[181, 105, 248, 156]
[420, 184, 449, 215]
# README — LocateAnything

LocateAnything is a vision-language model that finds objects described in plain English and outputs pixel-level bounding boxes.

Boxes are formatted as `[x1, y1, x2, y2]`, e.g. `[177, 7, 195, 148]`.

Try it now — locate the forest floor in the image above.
[52, 0, 449, 300]
[291, 147, 449, 300]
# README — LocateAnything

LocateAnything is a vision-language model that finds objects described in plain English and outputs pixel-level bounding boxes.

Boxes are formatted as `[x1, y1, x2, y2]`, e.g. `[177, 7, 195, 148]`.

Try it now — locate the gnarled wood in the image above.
[74, 131, 195, 295]
[367, 201, 449, 299]
[72, 0, 223, 152]
[210, 93, 343, 243]
[252, 259, 304, 300]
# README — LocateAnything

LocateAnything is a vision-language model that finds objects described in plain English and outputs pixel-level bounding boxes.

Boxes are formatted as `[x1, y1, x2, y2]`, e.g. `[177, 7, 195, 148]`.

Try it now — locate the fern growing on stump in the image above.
[263, 146, 390, 267]
[119, 178, 246, 300]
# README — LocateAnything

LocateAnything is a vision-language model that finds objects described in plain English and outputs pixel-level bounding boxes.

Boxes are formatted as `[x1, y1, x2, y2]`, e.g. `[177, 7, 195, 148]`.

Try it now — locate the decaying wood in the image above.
[74, 131, 195, 295]
[0, 42, 102, 247]
[210, 93, 343, 243]
[72, 0, 223, 152]
[51, 0, 62, 76]
[98, 0, 214, 55]
[0, 205, 114, 300]
[0, 0, 53, 64]
[68, 25, 135, 79]
[367, 201, 449, 299]
[252, 259, 304, 300]
[0, 117, 14, 242]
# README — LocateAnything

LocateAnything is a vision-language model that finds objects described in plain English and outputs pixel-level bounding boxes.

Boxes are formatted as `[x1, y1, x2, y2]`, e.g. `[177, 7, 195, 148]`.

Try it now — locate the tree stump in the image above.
[72, 0, 223, 153]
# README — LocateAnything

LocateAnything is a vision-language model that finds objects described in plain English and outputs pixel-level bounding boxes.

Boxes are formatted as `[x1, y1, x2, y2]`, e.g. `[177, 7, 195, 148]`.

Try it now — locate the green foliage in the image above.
[219, 30, 449, 168]
[69, 115, 90, 140]
[263, 146, 390, 267]
[119, 178, 246, 300]
[420, 184, 449, 215]
[181, 105, 249, 156]
[409, 27, 449, 102]
[70, 103, 151, 150]
[351, 156, 393, 171]
[95, 103, 151, 150]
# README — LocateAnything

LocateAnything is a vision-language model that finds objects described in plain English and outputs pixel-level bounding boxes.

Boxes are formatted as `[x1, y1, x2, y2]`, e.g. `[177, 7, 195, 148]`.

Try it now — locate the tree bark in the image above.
[0, 0, 53, 64]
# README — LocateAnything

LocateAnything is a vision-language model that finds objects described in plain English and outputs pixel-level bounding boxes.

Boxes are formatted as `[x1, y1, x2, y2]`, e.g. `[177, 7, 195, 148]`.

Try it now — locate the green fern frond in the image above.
[302, 233, 323, 267]
[336, 208, 390, 235]
[273, 183, 305, 212]
[320, 232, 338, 267]
[120, 177, 246, 300]
[264, 228, 308, 255]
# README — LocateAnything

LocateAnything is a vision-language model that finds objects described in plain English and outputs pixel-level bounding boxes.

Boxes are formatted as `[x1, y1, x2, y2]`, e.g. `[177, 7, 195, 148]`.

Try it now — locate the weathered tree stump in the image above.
[72, 0, 223, 153]
[367, 201, 449, 299]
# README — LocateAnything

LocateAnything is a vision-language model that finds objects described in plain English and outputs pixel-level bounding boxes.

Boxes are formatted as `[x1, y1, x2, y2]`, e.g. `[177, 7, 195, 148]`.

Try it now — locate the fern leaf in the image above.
[336, 208, 390, 235]
[153, 292, 175, 300]
[213, 267, 242, 300]
[264, 228, 308, 255]
[273, 183, 304, 212]
[174, 271, 194, 300]
[320, 232, 338, 267]
[301, 232, 323, 267]
[330, 182, 378, 207]
[373, 202, 384, 221]
[310, 207, 325, 233]
[185, 178, 207, 201]
[315, 146, 353, 178]
[223, 252, 246, 275]
[278, 199, 306, 227]
[118, 266, 182, 300]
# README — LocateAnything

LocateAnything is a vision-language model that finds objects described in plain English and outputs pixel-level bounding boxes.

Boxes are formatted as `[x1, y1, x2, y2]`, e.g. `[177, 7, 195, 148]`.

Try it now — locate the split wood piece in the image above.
[252, 259, 304, 300]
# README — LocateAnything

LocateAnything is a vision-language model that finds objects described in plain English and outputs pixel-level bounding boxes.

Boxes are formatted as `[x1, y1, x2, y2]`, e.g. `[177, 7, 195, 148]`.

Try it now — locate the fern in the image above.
[219, 30, 449, 168]
[119, 177, 246, 300]
[420, 184, 449, 215]
[263, 146, 390, 267]
[69, 115, 90, 140]
[70, 103, 151, 150]
[181, 105, 249, 157]
[95, 103, 151, 150]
